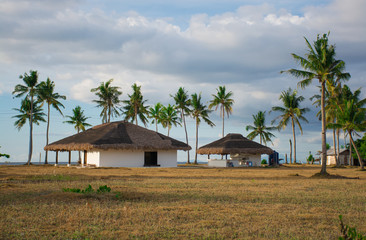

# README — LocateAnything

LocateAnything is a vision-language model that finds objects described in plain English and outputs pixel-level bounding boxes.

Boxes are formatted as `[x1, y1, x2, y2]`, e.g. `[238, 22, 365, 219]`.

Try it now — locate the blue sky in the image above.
[0, 0, 365, 163]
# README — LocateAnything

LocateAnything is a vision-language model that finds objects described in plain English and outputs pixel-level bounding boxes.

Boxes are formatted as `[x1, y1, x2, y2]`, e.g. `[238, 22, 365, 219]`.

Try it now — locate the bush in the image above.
[339, 215, 366, 240]
[63, 185, 111, 194]
[261, 159, 267, 165]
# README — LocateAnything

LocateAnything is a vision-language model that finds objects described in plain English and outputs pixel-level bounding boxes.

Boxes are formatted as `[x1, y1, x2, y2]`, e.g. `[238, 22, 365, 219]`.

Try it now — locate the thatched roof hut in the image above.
[45, 121, 191, 152]
[197, 133, 273, 155]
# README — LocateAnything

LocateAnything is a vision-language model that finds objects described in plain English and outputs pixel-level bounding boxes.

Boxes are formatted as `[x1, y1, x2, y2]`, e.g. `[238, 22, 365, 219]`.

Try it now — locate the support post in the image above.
[83, 150, 87, 165]
[68, 151, 71, 165]
[285, 154, 288, 164]
[55, 151, 59, 165]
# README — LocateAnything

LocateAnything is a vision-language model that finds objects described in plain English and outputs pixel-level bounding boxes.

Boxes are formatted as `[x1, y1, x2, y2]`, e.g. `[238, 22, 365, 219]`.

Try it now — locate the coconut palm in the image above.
[246, 111, 276, 146]
[91, 79, 122, 123]
[209, 86, 234, 138]
[123, 83, 149, 126]
[12, 70, 41, 165]
[38, 78, 66, 164]
[148, 103, 163, 132]
[64, 106, 91, 163]
[171, 87, 192, 164]
[311, 80, 344, 165]
[271, 88, 309, 163]
[191, 93, 215, 164]
[282, 33, 350, 174]
[329, 86, 366, 169]
[13, 99, 46, 163]
[160, 104, 181, 137]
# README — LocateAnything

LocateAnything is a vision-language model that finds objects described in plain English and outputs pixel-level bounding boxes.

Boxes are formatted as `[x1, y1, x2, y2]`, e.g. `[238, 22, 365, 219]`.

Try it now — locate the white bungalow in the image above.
[44, 121, 191, 167]
[323, 148, 353, 165]
[197, 133, 274, 167]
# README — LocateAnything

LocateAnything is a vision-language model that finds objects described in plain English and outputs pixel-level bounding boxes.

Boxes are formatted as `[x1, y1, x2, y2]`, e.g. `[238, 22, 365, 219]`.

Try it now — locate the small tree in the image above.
[191, 93, 215, 164]
[12, 70, 41, 165]
[64, 106, 91, 163]
[246, 111, 276, 146]
[160, 104, 181, 137]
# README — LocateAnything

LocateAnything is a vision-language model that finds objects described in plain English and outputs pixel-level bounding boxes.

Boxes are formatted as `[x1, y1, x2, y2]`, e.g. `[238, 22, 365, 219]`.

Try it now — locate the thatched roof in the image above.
[197, 133, 273, 155]
[44, 121, 191, 151]
[326, 148, 349, 156]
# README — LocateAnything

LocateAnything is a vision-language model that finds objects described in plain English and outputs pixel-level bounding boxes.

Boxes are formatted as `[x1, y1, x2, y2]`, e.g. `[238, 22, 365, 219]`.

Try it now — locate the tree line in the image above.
[11, 33, 365, 174]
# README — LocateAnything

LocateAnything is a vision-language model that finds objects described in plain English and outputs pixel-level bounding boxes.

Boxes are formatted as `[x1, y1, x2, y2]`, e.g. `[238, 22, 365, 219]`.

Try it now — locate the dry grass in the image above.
[0, 164, 365, 239]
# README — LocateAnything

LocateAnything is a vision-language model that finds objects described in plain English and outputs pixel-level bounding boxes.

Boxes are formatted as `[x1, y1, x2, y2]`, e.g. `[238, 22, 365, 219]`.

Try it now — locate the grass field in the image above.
[0, 164, 365, 239]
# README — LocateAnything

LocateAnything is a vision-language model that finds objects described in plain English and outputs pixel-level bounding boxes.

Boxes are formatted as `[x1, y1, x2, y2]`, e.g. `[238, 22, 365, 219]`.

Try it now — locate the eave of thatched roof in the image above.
[44, 121, 191, 152]
[197, 133, 273, 155]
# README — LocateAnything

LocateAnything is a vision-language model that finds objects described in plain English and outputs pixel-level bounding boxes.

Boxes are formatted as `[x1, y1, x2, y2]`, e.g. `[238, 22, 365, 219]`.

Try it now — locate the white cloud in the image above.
[70, 79, 94, 102]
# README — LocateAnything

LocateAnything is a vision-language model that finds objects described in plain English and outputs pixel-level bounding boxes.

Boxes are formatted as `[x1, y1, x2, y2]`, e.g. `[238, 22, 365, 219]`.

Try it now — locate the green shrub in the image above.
[63, 185, 111, 194]
[339, 215, 366, 240]
[261, 159, 267, 165]
[97, 185, 111, 193]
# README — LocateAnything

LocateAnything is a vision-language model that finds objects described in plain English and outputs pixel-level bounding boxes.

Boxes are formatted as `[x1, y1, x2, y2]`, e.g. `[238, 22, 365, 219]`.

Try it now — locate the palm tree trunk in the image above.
[336, 128, 340, 164]
[320, 81, 327, 174]
[260, 135, 262, 145]
[349, 135, 353, 166]
[168, 126, 170, 137]
[222, 106, 225, 138]
[194, 118, 198, 164]
[333, 127, 338, 166]
[289, 139, 292, 164]
[108, 105, 111, 123]
[292, 118, 296, 164]
[182, 110, 190, 164]
[28, 94, 34, 165]
[77, 127, 81, 164]
[349, 130, 364, 169]
[155, 120, 158, 132]
[45, 103, 50, 164]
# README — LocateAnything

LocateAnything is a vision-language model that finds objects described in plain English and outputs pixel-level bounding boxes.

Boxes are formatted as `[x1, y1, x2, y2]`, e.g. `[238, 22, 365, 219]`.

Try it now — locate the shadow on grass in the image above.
[310, 172, 359, 179]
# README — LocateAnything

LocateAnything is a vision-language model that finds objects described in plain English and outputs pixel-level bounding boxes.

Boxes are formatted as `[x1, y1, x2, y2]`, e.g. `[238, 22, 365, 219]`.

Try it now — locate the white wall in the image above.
[157, 150, 177, 167]
[86, 151, 100, 166]
[86, 149, 178, 167]
[100, 150, 144, 167]
[207, 154, 262, 167]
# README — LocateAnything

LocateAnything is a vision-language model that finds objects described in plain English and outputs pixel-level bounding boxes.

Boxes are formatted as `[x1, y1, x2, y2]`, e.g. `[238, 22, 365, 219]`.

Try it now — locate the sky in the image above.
[0, 0, 365, 164]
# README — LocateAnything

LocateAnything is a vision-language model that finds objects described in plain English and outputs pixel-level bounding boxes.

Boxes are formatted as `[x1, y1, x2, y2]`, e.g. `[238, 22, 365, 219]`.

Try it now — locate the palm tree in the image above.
[271, 88, 309, 163]
[160, 104, 181, 136]
[282, 33, 350, 174]
[311, 81, 344, 165]
[148, 103, 163, 132]
[191, 93, 215, 164]
[246, 111, 276, 146]
[171, 87, 192, 164]
[91, 79, 122, 123]
[329, 86, 366, 169]
[209, 86, 234, 138]
[122, 83, 149, 126]
[38, 78, 66, 164]
[64, 106, 91, 163]
[12, 70, 41, 165]
[13, 99, 46, 164]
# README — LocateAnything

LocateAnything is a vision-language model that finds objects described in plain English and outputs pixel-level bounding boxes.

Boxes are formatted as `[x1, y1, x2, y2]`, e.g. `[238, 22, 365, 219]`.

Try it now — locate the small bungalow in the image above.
[323, 148, 353, 165]
[44, 121, 191, 167]
[197, 133, 274, 167]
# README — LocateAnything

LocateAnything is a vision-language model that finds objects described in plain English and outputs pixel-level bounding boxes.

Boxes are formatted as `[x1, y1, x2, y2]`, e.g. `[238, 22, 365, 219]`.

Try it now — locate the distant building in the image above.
[44, 121, 191, 167]
[197, 133, 273, 167]
[322, 148, 353, 165]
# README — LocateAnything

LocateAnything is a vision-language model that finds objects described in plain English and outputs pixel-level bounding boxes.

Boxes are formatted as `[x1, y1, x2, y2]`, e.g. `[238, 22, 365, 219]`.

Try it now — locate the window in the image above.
[144, 152, 159, 166]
